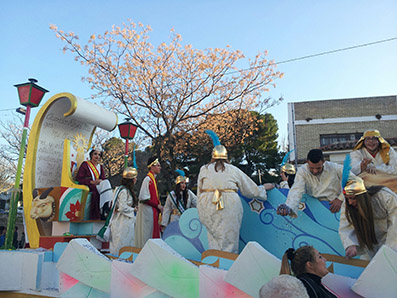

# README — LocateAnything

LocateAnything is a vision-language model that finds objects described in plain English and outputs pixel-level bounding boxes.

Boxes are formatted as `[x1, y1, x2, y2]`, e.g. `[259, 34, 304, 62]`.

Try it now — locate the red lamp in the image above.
[14, 78, 49, 107]
[5, 78, 48, 249]
[118, 120, 138, 167]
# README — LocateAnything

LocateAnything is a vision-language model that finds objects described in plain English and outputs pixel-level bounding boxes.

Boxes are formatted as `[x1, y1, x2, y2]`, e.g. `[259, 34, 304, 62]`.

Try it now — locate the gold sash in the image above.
[200, 188, 237, 211]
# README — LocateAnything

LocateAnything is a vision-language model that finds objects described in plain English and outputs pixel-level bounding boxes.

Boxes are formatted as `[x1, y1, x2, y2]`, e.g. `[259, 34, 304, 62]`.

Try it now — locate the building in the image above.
[287, 95, 397, 164]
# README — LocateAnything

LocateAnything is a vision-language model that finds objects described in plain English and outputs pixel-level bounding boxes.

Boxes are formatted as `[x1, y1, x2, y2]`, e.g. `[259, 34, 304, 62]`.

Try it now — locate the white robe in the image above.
[197, 163, 267, 253]
[285, 161, 354, 217]
[109, 187, 136, 256]
[161, 189, 197, 226]
[350, 147, 397, 175]
[134, 175, 158, 248]
[339, 187, 397, 259]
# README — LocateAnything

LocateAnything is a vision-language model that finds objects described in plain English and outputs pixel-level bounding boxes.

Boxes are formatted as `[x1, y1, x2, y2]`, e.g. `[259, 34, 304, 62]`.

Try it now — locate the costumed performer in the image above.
[134, 156, 163, 248]
[280, 246, 338, 298]
[280, 150, 296, 189]
[76, 149, 113, 220]
[339, 174, 397, 259]
[277, 149, 356, 217]
[109, 164, 138, 256]
[161, 169, 197, 232]
[350, 129, 397, 193]
[197, 130, 274, 253]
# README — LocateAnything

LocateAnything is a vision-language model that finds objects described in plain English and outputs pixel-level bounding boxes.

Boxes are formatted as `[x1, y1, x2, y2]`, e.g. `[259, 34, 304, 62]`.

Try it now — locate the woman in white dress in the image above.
[197, 130, 274, 253]
[109, 166, 138, 256]
[339, 176, 397, 259]
[161, 170, 197, 232]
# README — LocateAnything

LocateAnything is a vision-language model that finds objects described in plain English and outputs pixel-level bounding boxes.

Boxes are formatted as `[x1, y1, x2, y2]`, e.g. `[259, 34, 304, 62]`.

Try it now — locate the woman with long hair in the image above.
[280, 246, 337, 298]
[339, 176, 397, 259]
[161, 170, 197, 232]
[197, 130, 274, 253]
[109, 166, 138, 256]
[76, 149, 112, 220]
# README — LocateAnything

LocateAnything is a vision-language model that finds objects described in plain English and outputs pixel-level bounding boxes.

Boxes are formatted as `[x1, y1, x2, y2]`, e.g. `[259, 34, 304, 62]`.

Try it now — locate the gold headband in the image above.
[147, 158, 159, 169]
[175, 176, 186, 185]
[281, 163, 296, 175]
[212, 145, 228, 160]
[123, 167, 138, 179]
[343, 177, 367, 196]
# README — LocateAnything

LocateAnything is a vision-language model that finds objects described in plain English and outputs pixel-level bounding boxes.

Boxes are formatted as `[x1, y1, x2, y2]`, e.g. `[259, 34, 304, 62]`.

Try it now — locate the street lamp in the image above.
[4, 79, 49, 249]
[118, 119, 138, 168]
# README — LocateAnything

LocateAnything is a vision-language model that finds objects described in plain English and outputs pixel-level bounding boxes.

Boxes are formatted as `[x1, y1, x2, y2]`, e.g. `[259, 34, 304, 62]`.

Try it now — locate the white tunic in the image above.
[197, 163, 267, 253]
[350, 147, 397, 175]
[161, 189, 197, 226]
[134, 175, 158, 248]
[109, 187, 136, 256]
[339, 187, 397, 258]
[285, 161, 354, 217]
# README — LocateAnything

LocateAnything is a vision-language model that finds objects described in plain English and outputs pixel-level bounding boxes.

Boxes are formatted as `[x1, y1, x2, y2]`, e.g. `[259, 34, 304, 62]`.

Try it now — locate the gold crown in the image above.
[123, 167, 138, 179]
[281, 163, 296, 175]
[147, 158, 159, 169]
[212, 145, 228, 160]
[343, 177, 367, 196]
[175, 175, 186, 185]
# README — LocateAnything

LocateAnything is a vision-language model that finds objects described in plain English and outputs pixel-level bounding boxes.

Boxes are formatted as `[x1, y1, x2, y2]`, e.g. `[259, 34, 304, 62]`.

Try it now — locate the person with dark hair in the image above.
[197, 130, 274, 253]
[280, 163, 296, 189]
[76, 149, 112, 220]
[134, 156, 163, 248]
[160, 170, 197, 232]
[109, 166, 139, 256]
[280, 246, 337, 298]
[339, 176, 397, 259]
[277, 149, 356, 217]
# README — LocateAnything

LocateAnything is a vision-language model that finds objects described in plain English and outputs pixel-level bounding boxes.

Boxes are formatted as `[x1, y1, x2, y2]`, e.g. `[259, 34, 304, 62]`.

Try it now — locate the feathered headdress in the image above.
[341, 154, 351, 190]
[132, 144, 138, 169]
[175, 169, 186, 185]
[281, 149, 296, 175]
[341, 154, 367, 196]
[123, 144, 138, 179]
[205, 130, 221, 147]
[281, 149, 295, 166]
[205, 130, 227, 160]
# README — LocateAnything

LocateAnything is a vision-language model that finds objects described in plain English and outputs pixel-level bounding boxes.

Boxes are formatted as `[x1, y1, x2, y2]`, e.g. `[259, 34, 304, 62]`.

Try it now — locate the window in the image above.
[320, 133, 362, 147]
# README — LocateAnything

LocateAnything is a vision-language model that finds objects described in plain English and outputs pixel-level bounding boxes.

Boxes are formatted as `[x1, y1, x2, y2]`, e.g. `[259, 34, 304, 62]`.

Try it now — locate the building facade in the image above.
[287, 95, 397, 164]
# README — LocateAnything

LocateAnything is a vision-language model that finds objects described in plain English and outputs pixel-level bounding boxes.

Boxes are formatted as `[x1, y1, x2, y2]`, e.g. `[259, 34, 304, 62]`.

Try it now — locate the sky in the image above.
[1, 0, 396, 148]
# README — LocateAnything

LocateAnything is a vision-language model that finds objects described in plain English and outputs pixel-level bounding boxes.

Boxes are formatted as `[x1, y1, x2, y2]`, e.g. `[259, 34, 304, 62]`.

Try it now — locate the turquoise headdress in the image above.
[175, 169, 186, 185]
[205, 130, 227, 160]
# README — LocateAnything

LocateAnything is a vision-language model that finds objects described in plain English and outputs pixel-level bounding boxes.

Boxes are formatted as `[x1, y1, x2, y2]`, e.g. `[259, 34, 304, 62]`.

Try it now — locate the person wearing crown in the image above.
[160, 169, 197, 232]
[350, 129, 397, 193]
[134, 156, 163, 248]
[350, 130, 397, 176]
[76, 148, 113, 220]
[339, 176, 397, 259]
[280, 150, 296, 189]
[109, 165, 139, 256]
[197, 130, 274, 253]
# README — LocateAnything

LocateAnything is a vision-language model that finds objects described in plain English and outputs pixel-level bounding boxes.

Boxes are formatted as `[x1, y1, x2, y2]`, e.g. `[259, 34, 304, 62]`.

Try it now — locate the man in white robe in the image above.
[277, 149, 356, 217]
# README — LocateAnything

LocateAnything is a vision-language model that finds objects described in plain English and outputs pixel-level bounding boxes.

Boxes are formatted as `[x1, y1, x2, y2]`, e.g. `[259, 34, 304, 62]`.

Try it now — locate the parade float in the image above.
[0, 93, 396, 297]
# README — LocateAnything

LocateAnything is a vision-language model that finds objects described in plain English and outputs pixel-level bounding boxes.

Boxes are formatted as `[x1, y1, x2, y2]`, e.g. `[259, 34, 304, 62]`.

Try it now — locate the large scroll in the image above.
[23, 93, 117, 248]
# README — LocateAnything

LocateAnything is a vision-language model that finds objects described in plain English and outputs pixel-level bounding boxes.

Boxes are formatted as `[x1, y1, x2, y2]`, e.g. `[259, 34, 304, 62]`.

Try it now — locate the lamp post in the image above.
[118, 119, 138, 168]
[4, 79, 48, 249]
